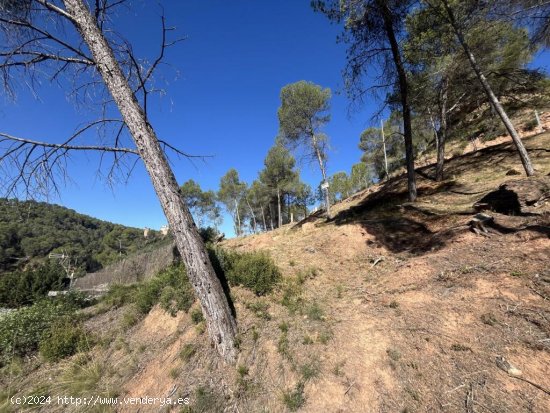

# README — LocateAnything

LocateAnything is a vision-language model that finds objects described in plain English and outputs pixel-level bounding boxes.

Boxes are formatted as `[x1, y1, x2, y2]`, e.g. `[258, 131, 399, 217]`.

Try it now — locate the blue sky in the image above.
[1, 1, 549, 237]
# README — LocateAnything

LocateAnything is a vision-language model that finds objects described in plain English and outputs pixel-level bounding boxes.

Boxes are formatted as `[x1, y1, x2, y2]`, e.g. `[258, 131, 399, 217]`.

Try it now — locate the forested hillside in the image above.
[0, 198, 164, 273]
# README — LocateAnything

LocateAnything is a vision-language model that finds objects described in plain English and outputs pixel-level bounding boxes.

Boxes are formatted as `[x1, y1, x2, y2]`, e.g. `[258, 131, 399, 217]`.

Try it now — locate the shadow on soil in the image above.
[329, 181, 456, 255]
[326, 137, 549, 255]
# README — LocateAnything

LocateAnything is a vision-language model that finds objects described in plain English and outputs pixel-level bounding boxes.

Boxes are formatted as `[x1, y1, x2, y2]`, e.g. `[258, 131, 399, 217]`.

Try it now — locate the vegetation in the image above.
[0, 297, 88, 365]
[39, 318, 89, 362]
[209, 247, 281, 296]
[0, 198, 164, 273]
[103, 264, 195, 316]
[0, 260, 66, 308]
[278, 81, 332, 216]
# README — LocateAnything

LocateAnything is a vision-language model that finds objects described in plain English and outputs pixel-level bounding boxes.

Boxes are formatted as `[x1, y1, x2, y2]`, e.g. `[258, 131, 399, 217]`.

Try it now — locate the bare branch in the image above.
[0, 132, 139, 154]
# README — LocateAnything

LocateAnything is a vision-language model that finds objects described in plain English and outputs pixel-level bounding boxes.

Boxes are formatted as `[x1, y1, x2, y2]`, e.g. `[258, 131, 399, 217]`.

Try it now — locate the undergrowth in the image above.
[209, 247, 281, 296]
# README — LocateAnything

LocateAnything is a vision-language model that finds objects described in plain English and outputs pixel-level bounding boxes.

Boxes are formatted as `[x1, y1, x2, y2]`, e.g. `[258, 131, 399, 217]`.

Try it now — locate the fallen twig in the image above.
[530, 287, 548, 301]
[370, 257, 384, 268]
[344, 381, 356, 395]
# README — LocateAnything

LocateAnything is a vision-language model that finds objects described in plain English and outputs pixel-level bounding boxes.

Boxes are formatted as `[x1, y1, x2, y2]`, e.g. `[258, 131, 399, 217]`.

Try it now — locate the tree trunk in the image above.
[245, 197, 257, 233]
[381, 119, 389, 180]
[312, 134, 331, 218]
[378, 1, 417, 201]
[277, 187, 282, 228]
[63, 0, 237, 363]
[268, 203, 274, 230]
[436, 77, 449, 182]
[234, 199, 241, 236]
[441, 0, 534, 177]
[260, 204, 267, 232]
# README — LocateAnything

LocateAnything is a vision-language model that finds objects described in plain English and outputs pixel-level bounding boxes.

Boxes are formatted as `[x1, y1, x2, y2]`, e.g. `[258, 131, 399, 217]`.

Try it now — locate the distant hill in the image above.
[0, 198, 166, 273]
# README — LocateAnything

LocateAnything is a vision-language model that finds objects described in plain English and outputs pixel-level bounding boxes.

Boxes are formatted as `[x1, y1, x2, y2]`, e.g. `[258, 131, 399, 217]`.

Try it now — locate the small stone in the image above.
[496, 356, 522, 376]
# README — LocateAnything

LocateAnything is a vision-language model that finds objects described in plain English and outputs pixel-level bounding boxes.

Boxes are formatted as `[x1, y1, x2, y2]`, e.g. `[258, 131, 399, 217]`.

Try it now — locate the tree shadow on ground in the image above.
[328, 180, 459, 255]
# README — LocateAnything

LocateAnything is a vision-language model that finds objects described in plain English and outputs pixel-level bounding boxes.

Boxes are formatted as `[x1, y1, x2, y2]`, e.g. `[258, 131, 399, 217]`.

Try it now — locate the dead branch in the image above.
[0, 1, 200, 199]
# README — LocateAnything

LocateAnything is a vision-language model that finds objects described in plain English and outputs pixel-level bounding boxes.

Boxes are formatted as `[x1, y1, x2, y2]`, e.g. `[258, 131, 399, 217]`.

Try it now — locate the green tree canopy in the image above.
[218, 169, 247, 236]
[180, 179, 221, 229]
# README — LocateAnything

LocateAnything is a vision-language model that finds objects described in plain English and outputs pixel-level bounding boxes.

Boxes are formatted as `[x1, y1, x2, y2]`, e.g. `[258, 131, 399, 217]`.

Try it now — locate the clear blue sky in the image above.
[1, 1, 549, 237]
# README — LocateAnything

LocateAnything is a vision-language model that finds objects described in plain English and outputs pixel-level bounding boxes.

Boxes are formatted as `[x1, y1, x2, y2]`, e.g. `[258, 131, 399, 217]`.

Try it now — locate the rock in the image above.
[496, 356, 522, 376]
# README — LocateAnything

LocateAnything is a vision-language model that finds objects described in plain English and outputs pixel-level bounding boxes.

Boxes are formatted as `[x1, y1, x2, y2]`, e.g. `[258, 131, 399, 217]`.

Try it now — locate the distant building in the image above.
[160, 225, 169, 236]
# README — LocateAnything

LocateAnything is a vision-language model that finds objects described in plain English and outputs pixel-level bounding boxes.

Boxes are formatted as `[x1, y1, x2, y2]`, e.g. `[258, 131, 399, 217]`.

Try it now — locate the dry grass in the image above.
[2, 132, 549, 412]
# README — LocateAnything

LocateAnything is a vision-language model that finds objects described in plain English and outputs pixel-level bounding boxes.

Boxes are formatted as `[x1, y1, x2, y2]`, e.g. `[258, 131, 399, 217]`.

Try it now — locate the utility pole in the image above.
[381, 119, 389, 180]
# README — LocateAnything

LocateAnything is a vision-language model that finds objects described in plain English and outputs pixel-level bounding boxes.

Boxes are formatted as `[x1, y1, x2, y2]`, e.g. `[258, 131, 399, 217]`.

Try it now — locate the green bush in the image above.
[102, 284, 138, 309]
[0, 300, 77, 365]
[0, 261, 66, 308]
[39, 318, 89, 362]
[190, 308, 204, 324]
[102, 264, 195, 316]
[523, 118, 539, 131]
[209, 247, 281, 296]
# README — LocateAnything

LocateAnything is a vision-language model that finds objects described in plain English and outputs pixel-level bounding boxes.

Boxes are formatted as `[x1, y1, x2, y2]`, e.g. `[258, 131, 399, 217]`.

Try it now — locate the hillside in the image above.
[1, 133, 549, 412]
[0, 199, 164, 273]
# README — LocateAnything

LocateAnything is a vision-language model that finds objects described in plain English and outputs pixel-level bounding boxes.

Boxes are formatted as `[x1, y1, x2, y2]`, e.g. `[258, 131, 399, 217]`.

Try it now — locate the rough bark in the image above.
[378, 1, 417, 201]
[63, 0, 237, 363]
[441, 0, 535, 177]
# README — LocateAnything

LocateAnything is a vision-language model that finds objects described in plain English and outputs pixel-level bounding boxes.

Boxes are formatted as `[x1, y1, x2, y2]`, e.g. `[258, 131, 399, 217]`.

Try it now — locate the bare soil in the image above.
[2, 133, 549, 413]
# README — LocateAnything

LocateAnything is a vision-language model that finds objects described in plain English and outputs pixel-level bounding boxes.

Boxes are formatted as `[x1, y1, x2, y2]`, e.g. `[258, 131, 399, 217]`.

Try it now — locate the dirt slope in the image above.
[220, 132, 550, 412]
[2, 133, 548, 413]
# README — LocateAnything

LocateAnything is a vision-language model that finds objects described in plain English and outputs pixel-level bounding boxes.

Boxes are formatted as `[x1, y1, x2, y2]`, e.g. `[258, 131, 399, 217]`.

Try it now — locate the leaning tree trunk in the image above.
[441, 0, 535, 177]
[63, 0, 237, 363]
[379, 1, 417, 201]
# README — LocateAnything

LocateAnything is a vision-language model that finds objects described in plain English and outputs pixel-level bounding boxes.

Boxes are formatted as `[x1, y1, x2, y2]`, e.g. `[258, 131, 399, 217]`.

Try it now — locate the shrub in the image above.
[190, 308, 204, 324]
[209, 247, 281, 296]
[0, 299, 76, 365]
[102, 284, 138, 309]
[39, 318, 89, 362]
[523, 118, 538, 131]
[0, 261, 67, 308]
[120, 305, 141, 329]
[103, 264, 195, 316]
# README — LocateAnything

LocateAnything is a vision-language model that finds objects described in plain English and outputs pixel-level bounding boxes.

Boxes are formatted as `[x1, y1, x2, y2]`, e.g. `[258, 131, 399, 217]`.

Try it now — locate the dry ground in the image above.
[1, 133, 549, 413]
